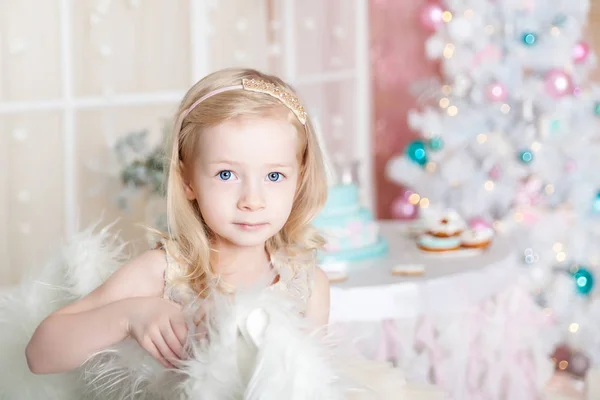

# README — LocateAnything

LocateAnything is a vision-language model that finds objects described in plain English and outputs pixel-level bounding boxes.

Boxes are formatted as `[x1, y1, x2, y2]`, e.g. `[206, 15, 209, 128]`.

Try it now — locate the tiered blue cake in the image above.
[313, 183, 388, 265]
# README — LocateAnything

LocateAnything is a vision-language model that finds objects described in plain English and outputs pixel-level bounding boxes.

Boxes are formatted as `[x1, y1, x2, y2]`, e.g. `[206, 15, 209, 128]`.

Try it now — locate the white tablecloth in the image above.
[328, 221, 554, 399]
[330, 221, 518, 322]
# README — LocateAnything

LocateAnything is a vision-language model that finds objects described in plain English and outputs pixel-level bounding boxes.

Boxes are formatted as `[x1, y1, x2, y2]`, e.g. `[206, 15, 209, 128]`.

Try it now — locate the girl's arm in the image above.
[305, 267, 331, 328]
[25, 249, 186, 374]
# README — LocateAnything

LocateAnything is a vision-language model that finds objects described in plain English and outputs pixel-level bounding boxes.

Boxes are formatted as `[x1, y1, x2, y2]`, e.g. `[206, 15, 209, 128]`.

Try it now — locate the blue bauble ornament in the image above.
[594, 102, 600, 116]
[428, 136, 444, 151]
[522, 32, 537, 46]
[406, 140, 428, 166]
[518, 150, 534, 164]
[574, 267, 594, 295]
[592, 191, 600, 213]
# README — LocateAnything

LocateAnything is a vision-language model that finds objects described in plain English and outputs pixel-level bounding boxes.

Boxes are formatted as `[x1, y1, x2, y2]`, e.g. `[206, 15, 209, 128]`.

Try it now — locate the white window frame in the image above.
[0, 0, 373, 239]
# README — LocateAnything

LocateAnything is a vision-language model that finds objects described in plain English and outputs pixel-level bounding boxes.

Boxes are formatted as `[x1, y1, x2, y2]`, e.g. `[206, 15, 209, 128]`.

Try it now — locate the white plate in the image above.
[417, 247, 484, 258]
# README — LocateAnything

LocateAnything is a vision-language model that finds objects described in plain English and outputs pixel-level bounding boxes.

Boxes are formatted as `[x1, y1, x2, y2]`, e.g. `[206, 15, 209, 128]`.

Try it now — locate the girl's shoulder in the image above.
[115, 247, 170, 298]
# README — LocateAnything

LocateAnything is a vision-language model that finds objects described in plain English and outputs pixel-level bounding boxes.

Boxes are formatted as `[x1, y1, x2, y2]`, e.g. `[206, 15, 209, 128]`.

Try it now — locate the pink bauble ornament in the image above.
[544, 69, 573, 98]
[419, 3, 445, 32]
[567, 350, 591, 378]
[486, 82, 508, 102]
[565, 160, 577, 173]
[391, 195, 419, 220]
[472, 44, 502, 68]
[468, 217, 492, 231]
[488, 166, 501, 179]
[573, 41, 590, 64]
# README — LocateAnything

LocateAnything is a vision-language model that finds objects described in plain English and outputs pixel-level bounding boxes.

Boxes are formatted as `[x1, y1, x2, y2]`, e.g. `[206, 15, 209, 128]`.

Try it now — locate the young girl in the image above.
[24, 68, 444, 399]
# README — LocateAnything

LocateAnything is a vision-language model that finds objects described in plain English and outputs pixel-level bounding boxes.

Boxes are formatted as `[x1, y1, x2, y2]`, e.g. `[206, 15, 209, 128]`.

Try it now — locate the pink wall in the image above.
[369, 0, 440, 219]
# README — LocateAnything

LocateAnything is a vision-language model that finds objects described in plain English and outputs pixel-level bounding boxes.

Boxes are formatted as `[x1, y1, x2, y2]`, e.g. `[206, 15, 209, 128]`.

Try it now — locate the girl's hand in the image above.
[126, 297, 189, 368]
[192, 302, 211, 342]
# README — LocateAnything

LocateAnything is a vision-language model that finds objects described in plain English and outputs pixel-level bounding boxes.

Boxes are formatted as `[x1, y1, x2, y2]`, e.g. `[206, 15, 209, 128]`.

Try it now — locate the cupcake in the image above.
[426, 210, 466, 238]
[417, 233, 462, 252]
[460, 227, 494, 249]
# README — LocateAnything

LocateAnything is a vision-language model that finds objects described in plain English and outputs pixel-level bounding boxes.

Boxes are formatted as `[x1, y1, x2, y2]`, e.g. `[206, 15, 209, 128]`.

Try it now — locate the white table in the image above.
[328, 221, 552, 400]
[329, 221, 517, 322]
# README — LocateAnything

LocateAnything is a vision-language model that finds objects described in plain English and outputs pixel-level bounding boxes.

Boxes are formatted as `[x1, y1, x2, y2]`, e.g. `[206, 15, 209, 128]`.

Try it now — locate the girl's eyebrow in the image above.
[208, 160, 293, 169]
[208, 160, 239, 166]
[264, 163, 294, 169]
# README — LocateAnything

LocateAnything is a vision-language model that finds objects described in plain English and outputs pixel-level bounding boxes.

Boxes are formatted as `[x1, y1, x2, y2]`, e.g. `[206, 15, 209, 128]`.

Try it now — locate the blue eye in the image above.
[218, 170, 234, 181]
[267, 172, 283, 182]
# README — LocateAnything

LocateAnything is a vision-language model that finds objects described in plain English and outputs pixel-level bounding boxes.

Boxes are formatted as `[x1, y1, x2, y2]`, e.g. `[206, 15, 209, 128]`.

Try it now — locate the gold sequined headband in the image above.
[180, 78, 307, 125]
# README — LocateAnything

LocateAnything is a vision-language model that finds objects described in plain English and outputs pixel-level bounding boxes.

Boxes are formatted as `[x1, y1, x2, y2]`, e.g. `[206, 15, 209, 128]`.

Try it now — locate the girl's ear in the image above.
[180, 161, 197, 201]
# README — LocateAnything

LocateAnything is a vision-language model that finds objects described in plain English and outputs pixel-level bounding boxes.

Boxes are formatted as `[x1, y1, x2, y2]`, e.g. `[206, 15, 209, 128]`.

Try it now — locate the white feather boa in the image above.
[0, 223, 446, 400]
[0, 222, 125, 400]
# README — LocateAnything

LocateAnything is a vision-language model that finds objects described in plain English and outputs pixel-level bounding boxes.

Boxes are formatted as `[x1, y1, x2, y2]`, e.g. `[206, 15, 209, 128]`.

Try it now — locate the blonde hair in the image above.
[165, 68, 328, 296]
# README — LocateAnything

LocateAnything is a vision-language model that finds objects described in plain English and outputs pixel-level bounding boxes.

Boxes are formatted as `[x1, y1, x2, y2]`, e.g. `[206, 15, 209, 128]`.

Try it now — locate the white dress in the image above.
[160, 241, 447, 400]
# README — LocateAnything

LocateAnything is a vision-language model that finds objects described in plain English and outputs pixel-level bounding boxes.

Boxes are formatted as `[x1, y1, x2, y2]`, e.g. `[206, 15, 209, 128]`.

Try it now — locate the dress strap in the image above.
[157, 240, 194, 304]
[269, 250, 317, 314]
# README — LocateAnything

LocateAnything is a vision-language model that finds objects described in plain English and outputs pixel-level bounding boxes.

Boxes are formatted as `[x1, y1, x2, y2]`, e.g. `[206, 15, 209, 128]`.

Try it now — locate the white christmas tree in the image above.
[387, 0, 600, 229]
[386, 0, 600, 383]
